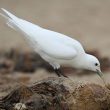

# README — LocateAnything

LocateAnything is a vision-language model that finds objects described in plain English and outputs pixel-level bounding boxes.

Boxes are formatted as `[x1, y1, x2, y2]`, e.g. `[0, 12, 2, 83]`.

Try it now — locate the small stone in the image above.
[14, 103, 27, 110]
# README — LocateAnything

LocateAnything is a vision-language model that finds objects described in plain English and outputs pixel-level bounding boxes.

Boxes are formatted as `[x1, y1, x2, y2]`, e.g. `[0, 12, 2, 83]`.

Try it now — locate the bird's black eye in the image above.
[95, 63, 98, 66]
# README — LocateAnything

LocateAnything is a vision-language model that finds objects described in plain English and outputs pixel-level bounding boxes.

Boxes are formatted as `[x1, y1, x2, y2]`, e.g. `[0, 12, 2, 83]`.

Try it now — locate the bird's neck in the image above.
[73, 53, 90, 70]
[79, 53, 92, 70]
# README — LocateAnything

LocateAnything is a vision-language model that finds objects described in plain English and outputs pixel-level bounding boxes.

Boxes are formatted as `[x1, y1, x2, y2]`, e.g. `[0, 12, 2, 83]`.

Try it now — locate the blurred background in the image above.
[0, 0, 110, 55]
[0, 0, 110, 96]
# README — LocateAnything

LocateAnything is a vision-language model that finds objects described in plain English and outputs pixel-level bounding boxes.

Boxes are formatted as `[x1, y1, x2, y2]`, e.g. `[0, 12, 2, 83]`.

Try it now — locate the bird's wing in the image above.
[38, 38, 77, 60]
[0, 9, 78, 59]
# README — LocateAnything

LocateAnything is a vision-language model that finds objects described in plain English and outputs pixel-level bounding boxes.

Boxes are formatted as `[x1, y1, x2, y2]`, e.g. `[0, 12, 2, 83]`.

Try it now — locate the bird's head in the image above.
[85, 54, 103, 78]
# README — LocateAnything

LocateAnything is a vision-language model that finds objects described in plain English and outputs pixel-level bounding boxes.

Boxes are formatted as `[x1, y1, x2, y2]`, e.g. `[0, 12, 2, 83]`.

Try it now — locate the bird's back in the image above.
[1, 8, 85, 56]
[42, 29, 85, 54]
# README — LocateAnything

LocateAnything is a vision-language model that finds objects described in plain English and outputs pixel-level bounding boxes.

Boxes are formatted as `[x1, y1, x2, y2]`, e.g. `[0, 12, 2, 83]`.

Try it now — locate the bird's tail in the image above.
[0, 8, 41, 47]
[1, 8, 18, 20]
[0, 8, 20, 30]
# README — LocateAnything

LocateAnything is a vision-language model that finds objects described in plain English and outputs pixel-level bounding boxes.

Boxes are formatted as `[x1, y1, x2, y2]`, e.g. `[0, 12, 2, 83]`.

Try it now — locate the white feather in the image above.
[0, 8, 101, 75]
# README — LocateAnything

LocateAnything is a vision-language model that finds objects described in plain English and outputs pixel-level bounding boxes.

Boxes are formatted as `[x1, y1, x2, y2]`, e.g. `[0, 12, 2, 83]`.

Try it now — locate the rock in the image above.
[0, 77, 110, 110]
[14, 103, 26, 110]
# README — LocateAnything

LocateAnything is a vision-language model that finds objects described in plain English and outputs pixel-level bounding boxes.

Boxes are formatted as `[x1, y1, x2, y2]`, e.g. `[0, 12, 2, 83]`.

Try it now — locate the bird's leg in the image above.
[54, 69, 61, 77]
[55, 68, 68, 78]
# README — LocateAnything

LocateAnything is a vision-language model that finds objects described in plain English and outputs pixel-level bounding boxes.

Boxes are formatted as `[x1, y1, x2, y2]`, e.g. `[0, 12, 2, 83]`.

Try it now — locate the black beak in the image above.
[96, 69, 103, 78]
[96, 69, 106, 84]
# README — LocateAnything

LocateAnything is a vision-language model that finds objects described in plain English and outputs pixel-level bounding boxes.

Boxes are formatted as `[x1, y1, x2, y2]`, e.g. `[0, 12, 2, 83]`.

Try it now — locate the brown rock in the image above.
[0, 77, 110, 110]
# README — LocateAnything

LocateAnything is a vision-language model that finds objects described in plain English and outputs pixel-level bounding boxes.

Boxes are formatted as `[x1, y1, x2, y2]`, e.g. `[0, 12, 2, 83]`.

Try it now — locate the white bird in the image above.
[0, 8, 103, 78]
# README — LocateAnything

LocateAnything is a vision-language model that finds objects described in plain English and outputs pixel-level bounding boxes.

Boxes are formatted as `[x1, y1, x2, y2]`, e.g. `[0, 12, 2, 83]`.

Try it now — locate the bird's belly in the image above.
[54, 59, 73, 66]
[37, 49, 82, 69]
[40, 53, 73, 66]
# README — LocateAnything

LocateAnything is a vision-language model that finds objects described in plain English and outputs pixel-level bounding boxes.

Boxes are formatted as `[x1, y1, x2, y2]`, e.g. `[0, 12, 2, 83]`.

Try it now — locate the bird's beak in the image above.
[96, 69, 103, 78]
[96, 69, 106, 84]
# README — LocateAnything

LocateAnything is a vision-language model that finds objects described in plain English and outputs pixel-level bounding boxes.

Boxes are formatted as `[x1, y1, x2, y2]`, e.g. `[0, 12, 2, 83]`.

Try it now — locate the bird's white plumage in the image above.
[1, 9, 84, 60]
[0, 8, 102, 75]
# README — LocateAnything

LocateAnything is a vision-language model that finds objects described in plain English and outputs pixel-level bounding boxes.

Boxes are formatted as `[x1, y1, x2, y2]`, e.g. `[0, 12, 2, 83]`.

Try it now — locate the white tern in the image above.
[0, 8, 103, 78]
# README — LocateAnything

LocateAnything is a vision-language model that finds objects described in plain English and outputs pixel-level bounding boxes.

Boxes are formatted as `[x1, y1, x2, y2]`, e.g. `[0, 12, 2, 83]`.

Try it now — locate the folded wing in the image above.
[0, 8, 77, 60]
[39, 40, 77, 60]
